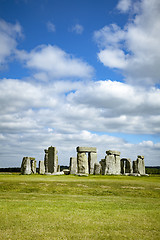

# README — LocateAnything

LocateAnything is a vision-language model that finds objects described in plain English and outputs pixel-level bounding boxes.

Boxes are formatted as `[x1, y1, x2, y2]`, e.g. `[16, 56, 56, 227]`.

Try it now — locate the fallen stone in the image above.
[63, 169, 70, 175]
[75, 173, 88, 177]
[51, 172, 64, 175]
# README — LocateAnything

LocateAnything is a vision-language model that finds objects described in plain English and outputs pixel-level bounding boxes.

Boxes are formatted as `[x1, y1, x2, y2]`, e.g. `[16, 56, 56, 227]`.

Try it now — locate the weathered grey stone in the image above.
[69, 157, 77, 174]
[63, 169, 70, 175]
[44, 149, 48, 173]
[88, 152, 97, 174]
[121, 158, 132, 174]
[105, 153, 121, 175]
[129, 173, 141, 177]
[21, 157, 32, 175]
[100, 159, 106, 175]
[106, 150, 121, 156]
[94, 163, 101, 175]
[77, 146, 97, 153]
[31, 159, 36, 174]
[133, 156, 145, 175]
[47, 146, 58, 173]
[77, 152, 88, 174]
[57, 165, 60, 172]
[75, 173, 88, 177]
[39, 161, 45, 174]
[138, 155, 144, 159]
[51, 172, 64, 175]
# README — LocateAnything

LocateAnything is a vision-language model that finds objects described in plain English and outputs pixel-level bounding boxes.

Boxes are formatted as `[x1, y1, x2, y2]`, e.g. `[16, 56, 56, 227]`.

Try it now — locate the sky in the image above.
[0, 0, 160, 168]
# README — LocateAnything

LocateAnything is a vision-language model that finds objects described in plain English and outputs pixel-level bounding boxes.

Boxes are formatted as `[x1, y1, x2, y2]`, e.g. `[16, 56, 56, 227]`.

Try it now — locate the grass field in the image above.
[0, 174, 160, 240]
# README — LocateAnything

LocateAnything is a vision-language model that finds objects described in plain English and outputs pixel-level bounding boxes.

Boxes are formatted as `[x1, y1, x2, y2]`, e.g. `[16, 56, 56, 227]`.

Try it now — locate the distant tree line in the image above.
[145, 166, 160, 174]
[0, 165, 69, 173]
[0, 167, 21, 172]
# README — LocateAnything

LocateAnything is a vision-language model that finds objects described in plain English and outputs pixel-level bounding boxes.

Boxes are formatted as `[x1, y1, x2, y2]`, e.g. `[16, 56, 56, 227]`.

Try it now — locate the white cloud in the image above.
[47, 21, 56, 32]
[94, 0, 160, 85]
[0, 78, 160, 167]
[17, 44, 94, 80]
[0, 19, 22, 68]
[117, 0, 132, 13]
[71, 24, 84, 34]
[98, 49, 127, 68]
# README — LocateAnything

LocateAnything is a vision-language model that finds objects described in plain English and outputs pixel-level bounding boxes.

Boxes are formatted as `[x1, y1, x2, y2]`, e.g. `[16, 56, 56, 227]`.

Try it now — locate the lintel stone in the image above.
[106, 150, 121, 156]
[77, 146, 97, 153]
[137, 155, 144, 159]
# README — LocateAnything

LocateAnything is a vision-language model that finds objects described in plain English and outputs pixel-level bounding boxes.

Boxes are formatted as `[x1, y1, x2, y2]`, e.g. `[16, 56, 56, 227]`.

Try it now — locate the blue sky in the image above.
[0, 0, 160, 167]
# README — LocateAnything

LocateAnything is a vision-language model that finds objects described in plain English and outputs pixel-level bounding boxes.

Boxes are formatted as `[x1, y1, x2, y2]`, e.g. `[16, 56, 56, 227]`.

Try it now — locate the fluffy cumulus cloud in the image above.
[94, 0, 160, 85]
[0, 12, 160, 168]
[0, 19, 22, 68]
[117, 0, 131, 13]
[17, 44, 93, 80]
[0, 78, 160, 167]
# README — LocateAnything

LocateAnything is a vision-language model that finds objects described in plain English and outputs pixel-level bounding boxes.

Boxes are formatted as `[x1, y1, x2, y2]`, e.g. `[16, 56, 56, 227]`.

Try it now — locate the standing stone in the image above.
[31, 159, 36, 174]
[70, 157, 77, 174]
[77, 152, 88, 174]
[44, 149, 48, 173]
[57, 165, 60, 172]
[39, 161, 45, 174]
[133, 160, 138, 174]
[21, 157, 32, 175]
[94, 163, 101, 175]
[100, 159, 106, 175]
[105, 150, 121, 175]
[88, 152, 97, 174]
[48, 146, 58, 173]
[133, 156, 145, 175]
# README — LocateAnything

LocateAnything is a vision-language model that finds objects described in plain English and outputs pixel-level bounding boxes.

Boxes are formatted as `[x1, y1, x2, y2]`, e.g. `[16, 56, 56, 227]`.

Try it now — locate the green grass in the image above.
[0, 174, 160, 240]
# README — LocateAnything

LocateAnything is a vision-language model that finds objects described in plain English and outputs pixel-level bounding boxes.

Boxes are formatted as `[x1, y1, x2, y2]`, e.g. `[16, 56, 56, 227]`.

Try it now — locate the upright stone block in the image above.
[133, 160, 138, 173]
[39, 161, 45, 174]
[31, 159, 36, 174]
[44, 149, 48, 173]
[70, 157, 77, 174]
[48, 146, 58, 173]
[57, 165, 60, 172]
[100, 159, 106, 175]
[133, 156, 145, 175]
[21, 157, 32, 175]
[105, 154, 115, 174]
[94, 163, 101, 175]
[88, 152, 97, 174]
[105, 150, 121, 175]
[77, 152, 88, 174]
[115, 155, 121, 174]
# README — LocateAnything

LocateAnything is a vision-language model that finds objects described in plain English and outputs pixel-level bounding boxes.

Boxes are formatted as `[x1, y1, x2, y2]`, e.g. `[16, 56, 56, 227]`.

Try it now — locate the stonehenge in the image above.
[21, 146, 146, 176]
